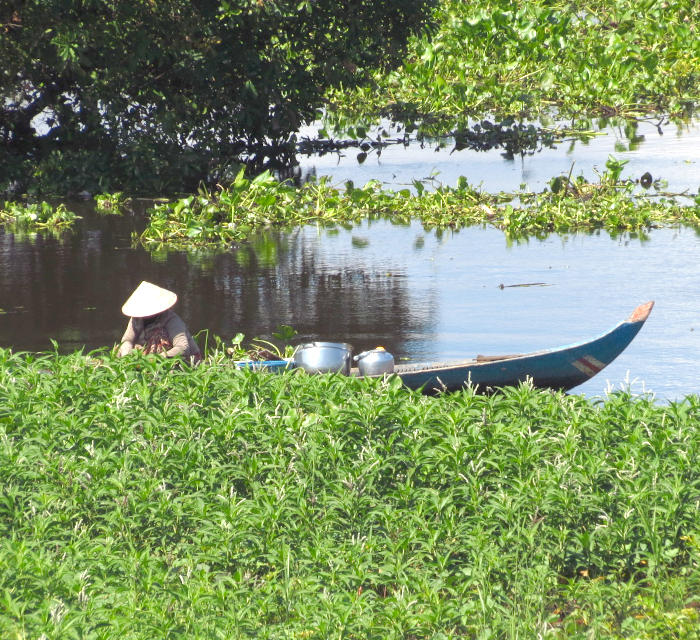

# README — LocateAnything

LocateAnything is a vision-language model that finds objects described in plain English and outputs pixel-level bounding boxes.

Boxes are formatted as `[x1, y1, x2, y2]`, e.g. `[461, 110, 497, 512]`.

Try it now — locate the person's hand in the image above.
[117, 343, 134, 357]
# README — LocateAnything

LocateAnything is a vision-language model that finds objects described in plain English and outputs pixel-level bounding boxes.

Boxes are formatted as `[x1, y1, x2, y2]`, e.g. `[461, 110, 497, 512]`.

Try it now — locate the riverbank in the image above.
[1, 348, 698, 638]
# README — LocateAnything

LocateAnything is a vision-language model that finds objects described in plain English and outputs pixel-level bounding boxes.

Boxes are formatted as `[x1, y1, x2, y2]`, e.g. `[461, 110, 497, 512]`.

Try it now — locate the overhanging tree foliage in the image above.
[0, 0, 435, 194]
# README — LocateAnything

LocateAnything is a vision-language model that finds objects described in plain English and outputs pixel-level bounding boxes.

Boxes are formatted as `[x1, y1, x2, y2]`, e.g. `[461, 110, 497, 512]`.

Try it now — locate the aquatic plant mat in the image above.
[0, 201, 80, 231]
[1, 349, 698, 638]
[138, 165, 700, 251]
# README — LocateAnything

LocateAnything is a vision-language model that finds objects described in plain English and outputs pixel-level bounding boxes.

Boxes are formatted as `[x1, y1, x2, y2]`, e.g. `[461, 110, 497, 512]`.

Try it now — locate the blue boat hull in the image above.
[378, 301, 654, 394]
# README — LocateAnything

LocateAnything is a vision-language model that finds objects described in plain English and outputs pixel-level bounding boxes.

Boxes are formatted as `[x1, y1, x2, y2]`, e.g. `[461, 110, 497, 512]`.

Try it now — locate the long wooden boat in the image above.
[363, 301, 654, 394]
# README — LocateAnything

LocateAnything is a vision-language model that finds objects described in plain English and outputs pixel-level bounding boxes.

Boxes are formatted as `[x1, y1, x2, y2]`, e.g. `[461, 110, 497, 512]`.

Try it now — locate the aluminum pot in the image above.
[354, 347, 395, 376]
[292, 342, 352, 375]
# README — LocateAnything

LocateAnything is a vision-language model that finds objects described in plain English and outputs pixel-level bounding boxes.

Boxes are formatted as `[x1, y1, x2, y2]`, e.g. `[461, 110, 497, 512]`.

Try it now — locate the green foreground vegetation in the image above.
[1, 348, 698, 638]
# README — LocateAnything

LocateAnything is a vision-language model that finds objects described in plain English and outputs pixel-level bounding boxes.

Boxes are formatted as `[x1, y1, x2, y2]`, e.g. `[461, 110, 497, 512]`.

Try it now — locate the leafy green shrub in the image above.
[95, 192, 132, 215]
[328, 0, 700, 130]
[0, 347, 698, 638]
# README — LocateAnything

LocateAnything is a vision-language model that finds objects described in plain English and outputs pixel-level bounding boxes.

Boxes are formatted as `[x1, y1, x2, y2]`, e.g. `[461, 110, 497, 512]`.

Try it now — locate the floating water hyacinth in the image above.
[95, 191, 132, 215]
[0, 200, 80, 229]
[138, 166, 700, 249]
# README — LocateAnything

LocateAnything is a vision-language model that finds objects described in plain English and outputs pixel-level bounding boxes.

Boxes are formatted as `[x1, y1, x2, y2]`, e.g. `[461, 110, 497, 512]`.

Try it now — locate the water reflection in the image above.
[0, 212, 433, 362]
[296, 117, 700, 195]
[1, 208, 698, 400]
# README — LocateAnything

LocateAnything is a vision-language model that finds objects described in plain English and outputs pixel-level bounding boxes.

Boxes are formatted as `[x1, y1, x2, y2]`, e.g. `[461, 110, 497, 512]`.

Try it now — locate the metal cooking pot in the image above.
[354, 347, 395, 376]
[292, 342, 352, 375]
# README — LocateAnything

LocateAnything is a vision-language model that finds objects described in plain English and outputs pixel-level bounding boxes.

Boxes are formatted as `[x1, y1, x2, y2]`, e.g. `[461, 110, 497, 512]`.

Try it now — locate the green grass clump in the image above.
[0, 200, 80, 230]
[138, 165, 700, 250]
[327, 0, 700, 128]
[1, 347, 698, 638]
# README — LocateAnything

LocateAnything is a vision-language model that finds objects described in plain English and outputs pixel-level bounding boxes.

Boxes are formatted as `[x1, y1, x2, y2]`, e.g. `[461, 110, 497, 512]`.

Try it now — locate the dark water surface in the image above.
[1, 206, 698, 401]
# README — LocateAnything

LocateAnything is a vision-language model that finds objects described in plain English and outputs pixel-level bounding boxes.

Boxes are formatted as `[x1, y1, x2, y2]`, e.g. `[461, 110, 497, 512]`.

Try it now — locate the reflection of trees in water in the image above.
[0, 220, 173, 352]
[204, 229, 437, 354]
[0, 230, 99, 351]
[0, 219, 437, 354]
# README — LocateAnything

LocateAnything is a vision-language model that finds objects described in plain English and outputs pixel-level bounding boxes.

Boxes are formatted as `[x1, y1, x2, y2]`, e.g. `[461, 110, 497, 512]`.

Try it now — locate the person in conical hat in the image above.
[117, 281, 201, 363]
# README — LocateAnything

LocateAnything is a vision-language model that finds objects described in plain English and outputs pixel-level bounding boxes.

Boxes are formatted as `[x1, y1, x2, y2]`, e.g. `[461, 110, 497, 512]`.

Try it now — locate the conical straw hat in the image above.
[121, 281, 177, 317]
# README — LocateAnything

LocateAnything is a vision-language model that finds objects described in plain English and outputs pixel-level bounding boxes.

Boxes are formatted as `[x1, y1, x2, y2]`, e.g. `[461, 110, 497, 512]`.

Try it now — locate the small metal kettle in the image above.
[354, 347, 395, 376]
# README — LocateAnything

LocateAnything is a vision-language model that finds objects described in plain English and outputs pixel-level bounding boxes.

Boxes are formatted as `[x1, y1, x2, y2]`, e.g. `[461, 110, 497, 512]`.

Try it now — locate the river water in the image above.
[298, 117, 700, 195]
[1, 118, 699, 401]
